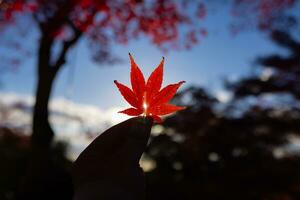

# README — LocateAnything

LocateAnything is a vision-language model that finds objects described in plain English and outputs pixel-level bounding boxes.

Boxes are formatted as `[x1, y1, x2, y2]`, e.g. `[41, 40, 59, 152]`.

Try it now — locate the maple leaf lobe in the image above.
[146, 57, 164, 102]
[150, 81, 185, 107]
[118, 108, 142, 116]
[114, 80, 139, 108]
[129, 53, 145, 103]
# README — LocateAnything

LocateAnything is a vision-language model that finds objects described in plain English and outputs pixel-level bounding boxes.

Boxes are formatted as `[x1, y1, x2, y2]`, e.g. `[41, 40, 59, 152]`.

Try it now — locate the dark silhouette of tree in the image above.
[226, 28, 300, 199]
[230, 30, 300, 99]
[144, 29, 300, 200]
[0, 126, 72, 200]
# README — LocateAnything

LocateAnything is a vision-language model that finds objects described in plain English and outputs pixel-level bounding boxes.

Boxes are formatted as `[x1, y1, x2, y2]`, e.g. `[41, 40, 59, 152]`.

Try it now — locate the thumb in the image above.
[72, 116, 153, 200]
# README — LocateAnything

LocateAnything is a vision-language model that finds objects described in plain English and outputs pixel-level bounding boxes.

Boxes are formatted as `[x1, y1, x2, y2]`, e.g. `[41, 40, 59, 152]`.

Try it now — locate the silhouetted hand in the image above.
[72, 117, 153, 200]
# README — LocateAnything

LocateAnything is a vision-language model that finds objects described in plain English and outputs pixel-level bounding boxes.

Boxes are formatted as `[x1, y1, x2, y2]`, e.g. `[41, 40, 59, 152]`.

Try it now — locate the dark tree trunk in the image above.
[17, 4, 84, 199]
[31, 35, 56, 151]
[32, 73, 55, 150]
[30, 1, 84, 151]
[17, 34, 74, 200]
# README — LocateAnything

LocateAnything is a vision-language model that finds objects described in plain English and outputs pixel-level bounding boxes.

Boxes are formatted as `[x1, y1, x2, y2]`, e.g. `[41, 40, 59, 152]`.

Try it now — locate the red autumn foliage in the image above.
[0, 0, 297, 65]
[0, 0, 208, 51]
[114, 54, 185, 123]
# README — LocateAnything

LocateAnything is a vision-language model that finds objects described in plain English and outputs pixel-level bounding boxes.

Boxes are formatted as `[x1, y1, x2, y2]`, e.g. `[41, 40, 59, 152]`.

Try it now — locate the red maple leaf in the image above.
[114, 53, 185, 123]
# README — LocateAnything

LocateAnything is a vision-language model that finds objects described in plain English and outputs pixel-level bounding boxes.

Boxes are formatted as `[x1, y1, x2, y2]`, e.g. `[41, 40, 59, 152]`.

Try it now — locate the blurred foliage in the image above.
[0, 128, 28, 200]
[144, 29, 300, 200]
[0, 127, 72, 200]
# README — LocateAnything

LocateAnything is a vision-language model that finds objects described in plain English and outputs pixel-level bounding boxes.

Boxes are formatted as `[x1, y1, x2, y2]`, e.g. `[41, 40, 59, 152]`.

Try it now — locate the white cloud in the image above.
[0, 92, 130, 159]
[215, 90, 232, 103]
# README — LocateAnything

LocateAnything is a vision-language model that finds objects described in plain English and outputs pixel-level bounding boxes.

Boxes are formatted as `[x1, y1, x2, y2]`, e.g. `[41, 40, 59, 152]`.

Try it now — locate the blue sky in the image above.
[0, 4, 287, 110]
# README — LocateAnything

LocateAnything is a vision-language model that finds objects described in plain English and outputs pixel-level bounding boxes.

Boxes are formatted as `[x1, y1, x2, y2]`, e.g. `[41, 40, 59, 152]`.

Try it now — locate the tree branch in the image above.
[32, 12, 43, 29]
[51, 14, 96, 75]
[40, 1, 76, 34]
[52, 28, 82, 75]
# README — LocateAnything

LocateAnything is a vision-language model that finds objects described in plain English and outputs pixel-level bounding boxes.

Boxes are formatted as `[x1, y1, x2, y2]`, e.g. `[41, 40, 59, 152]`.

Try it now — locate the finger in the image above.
[72, 117, 153, 199]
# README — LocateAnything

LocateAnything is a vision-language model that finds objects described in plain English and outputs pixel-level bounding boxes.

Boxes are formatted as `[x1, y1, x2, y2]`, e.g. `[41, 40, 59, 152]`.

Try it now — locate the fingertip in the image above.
[143, 116, 154, 125]
[133, 116, 153, 127]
